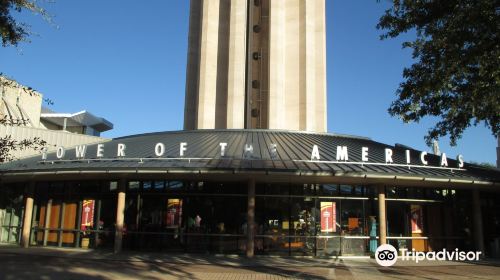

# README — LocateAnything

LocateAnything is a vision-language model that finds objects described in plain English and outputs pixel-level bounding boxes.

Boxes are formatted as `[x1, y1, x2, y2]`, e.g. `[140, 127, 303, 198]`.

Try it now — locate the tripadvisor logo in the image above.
[375, 244, 398, 267]
[375, 244, 483, 267]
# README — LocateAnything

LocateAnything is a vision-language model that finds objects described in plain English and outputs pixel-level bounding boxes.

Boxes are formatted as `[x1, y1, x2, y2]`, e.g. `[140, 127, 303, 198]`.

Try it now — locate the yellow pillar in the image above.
[114, 179, 126, 253]
[378, 185, 387, 245]
[21, 182, 35, 248]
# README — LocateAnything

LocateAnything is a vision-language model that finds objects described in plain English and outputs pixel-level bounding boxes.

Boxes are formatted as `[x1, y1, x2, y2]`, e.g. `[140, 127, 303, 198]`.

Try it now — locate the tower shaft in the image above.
[184, 0, 327, 132]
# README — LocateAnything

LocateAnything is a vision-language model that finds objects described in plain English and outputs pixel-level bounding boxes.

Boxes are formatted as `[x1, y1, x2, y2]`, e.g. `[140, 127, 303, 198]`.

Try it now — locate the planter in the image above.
[81, 237, 90, 249]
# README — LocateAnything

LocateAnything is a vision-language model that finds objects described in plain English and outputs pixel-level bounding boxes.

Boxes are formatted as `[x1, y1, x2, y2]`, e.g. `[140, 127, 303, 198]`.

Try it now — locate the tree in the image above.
[377, 0, 499, 146]
[1, 0, 51, 47]
[1, 1, 52, 162]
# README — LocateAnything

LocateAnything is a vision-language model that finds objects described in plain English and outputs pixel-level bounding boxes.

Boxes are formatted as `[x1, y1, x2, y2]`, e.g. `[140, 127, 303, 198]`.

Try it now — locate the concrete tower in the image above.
[184, 0, 327, 132]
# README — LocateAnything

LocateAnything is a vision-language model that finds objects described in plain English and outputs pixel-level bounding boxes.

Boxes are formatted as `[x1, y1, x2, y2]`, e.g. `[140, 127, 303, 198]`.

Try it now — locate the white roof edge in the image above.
[41, 110, 113, 131]
[41, 110, 88, 118]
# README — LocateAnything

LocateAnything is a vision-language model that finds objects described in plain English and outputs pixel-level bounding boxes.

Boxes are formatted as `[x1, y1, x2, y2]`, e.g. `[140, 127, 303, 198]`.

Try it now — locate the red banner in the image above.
[81, 200, 95, 230]
[320, 202, 336, 233]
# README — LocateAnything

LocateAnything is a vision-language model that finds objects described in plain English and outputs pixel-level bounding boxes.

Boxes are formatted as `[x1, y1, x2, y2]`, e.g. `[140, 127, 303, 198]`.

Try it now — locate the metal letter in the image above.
[220, 143, 228, 157]
[385, 148, 393, 163]
[420, 151, 428, 165]
[117, 143, 126, 157]
[155, 143, 165, 157]
[97, 144, 104, 158]
[180, 142, 187, 157]
[361, 147, 369, 162]
[311, 145, 320, 161]
[244, 144, 254, 158]
[269, 144, 278, 159]
[457, 154, 464, 168]
[75, 145, 87, 158]
[440, 153, 448, 167]
[336, 146, 348, 161]
[56, 147, 65, 159]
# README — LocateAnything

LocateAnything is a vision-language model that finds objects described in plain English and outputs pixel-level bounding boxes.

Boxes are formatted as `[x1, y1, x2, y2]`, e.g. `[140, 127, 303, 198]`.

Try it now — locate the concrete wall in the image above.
[0, 77, 43, 128]
[268, 0, 327, 132]
[184, 0, 248, 130]
[184, 0, 327, 133]
[0, 125, 110, 160]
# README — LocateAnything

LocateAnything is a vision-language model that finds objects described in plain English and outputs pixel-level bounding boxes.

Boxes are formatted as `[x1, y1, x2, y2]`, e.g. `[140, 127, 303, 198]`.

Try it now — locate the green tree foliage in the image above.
[0, 0, 51, 47]
[377, 0, 499, 146]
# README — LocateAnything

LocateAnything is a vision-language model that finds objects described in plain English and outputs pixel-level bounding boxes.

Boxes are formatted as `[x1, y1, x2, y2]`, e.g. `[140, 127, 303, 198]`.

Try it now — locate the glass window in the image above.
[340, 185, 353, 195]
[318, 184, 338, 196]
[316, 199, 341, 257]
[407, 187, 424, 199]
[79, 181, 103, 194]
[49, 182, 65, 194]
[353, 186, 364, 196]
[425, 188, 446, 200]
[290, 184, 317, 196]
[290, 197, 318, 256]
[255, 196, 290, 256]
[340, 200, 364, 236]
[142, 181, 152, 191]
[340, 200, 366, 255]
[128, 181, 140, 191]
[256, 183, 289, 195]
[184, 195, 246, 254]
[387, 187, 408, 199]
[153, 181, 165, 190]
[109, 181, 118, 191]
[166, 181, 184, 192]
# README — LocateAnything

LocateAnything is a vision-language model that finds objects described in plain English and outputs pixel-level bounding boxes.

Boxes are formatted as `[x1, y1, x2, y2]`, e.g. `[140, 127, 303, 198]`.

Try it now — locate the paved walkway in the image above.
[0, 245, 499, 279]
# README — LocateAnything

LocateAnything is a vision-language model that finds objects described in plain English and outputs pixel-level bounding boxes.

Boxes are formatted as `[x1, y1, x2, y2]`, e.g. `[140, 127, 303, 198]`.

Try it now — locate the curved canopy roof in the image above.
[1, 130, 499, 187]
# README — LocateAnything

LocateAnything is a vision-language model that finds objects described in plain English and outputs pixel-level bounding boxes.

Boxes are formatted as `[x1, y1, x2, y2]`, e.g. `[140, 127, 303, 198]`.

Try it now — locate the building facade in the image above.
[1, 1, 499, 259]
[1, 130, 500, 257]
[0, 76, 113, 159]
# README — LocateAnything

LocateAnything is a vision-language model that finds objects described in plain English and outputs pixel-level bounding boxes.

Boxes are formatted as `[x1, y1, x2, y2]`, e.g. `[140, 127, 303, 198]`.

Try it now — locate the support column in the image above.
[472, 189, 484, 254]
[378, 185, 387, 246]
[57, 202, 65, 247]
[246, 178, 256, 258]
[114, 179, 126, 253]
[21, 182, 35, 248]
[43, 199, 53, 246]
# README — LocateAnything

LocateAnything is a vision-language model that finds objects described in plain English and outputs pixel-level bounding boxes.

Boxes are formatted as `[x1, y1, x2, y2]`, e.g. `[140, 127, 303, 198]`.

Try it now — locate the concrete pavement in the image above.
[0, 245, 499, 279]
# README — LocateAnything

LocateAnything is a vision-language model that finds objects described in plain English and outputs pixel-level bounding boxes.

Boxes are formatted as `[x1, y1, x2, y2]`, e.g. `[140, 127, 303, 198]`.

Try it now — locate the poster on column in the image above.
[410, 204, 423, 233]
[81, 200, 95, 229]
[320, 202, 336, 233]
[166, 199, 183, 228]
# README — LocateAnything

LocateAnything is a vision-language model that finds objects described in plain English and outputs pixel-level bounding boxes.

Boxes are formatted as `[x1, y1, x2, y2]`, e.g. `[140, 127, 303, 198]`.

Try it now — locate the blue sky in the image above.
[1, 1, 497, 165]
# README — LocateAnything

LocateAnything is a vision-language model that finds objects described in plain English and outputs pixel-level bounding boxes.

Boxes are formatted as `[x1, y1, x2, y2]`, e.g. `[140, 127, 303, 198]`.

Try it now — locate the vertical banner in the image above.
[410, 204, 423, 233]
[166, 199, 183, 228]
[81, 200, 95, 229]
[320, 202, 336, 233]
